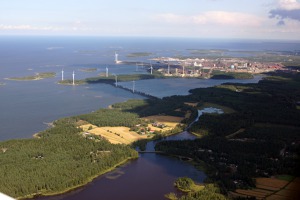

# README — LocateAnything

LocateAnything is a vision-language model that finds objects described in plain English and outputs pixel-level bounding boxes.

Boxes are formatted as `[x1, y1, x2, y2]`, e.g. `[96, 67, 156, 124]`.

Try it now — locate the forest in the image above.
[156, 71, 300, 196]
[211, 71, 254, 79]
[0, 116, 138, 199]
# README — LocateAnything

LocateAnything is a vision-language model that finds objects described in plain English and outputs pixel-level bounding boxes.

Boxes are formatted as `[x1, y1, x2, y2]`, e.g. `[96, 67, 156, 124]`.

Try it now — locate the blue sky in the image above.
[1, 0, 300, 40]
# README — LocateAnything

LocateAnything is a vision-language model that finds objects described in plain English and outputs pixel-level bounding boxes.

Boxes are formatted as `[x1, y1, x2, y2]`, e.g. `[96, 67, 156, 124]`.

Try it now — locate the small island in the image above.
[7, 72, 56, 81]
[79, 68, 97, 72]
[127, 52, 153, 58]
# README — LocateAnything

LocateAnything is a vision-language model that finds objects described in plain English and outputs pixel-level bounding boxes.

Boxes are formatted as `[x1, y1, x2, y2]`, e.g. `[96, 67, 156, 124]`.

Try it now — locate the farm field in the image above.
[79, 115, 183, 144]
[80, 124, 147, 144]
[233, 177, 300, 200]
[143, 115, 183, 132]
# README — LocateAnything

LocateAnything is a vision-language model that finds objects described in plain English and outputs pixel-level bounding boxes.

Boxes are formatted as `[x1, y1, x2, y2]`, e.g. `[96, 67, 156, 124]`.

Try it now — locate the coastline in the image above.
[18, 156, 138, 200]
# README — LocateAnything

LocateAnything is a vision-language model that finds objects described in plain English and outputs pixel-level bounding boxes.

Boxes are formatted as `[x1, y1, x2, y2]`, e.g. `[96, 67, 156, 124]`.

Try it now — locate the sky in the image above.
[0, 0, 300, 40]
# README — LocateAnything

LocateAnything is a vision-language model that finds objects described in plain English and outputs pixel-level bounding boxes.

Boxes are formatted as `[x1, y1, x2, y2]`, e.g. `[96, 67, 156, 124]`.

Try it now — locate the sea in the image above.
[1, 36, 299, 141]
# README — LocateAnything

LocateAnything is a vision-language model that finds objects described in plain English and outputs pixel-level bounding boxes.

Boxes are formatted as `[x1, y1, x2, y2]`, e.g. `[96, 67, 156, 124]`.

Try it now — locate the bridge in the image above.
[137, 151, 164, 153]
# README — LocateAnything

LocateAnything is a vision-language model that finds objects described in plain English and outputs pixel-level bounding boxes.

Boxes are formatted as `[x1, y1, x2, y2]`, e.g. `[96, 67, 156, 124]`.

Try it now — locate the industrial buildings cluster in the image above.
[150, 56, 284, 78]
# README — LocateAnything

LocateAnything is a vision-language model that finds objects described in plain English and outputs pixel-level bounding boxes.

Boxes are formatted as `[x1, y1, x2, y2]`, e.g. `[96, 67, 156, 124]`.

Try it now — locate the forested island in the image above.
[0, 69, 299, 199]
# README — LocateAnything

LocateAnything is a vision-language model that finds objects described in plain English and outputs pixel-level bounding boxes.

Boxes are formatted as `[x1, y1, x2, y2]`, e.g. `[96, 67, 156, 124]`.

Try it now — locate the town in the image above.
[115, 50, 299, 79]
[150, 56, 285, 78]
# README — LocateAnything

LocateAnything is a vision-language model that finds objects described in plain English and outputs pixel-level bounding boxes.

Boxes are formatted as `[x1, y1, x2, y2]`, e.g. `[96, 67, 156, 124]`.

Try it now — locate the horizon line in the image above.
[0, 34, 299, 42]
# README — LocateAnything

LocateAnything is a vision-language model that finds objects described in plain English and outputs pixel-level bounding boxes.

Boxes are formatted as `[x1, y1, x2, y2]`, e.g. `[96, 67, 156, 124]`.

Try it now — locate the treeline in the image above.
[112, 99, 150, 111]
[111, 97, 196, 120]
[0, 119, 137, 198]
[74, 109, 142, 127]
[86, 74, 156, 84]
[211, 71, 254, 79]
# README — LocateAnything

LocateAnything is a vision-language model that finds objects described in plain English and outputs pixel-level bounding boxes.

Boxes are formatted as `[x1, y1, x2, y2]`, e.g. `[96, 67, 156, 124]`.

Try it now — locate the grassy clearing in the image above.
[190, 183, 205, 192]
[184, 102, 198, 107]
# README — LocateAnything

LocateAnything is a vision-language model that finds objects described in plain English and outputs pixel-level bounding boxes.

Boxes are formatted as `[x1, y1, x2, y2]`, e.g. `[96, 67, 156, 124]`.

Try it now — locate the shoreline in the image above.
[18, 156, 138, 200]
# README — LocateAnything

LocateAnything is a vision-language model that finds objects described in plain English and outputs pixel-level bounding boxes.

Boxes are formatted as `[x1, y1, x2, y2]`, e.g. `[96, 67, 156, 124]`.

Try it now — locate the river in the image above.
[35, 108, 221, 200]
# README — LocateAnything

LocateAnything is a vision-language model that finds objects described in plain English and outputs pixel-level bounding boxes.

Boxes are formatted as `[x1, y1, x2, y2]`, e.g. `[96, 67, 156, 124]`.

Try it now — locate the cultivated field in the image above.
[81, 124, 147, 144]
[233, 177, 300, 200]
[142, 115, 183, 132]
[266, 177, 300, 200]
[79, 115, 183, 144]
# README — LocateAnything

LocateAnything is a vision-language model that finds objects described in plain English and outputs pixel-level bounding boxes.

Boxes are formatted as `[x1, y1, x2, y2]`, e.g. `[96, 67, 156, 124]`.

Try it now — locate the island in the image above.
[7, 72, 56, 81]
[79, 68, 97, 72]
[127, 52, 153, 58]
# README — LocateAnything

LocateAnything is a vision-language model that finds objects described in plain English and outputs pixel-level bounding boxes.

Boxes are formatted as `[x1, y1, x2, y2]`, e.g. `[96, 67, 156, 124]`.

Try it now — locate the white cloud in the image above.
[0, 24, 63, 31]
[155, 11, 262, 27]
[0, 23, 94, 33]
[154, 13, 188, 24]
[196, 12, 262, 27]
[269, 0, 300, 25]
[277, 0, 300, 10]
